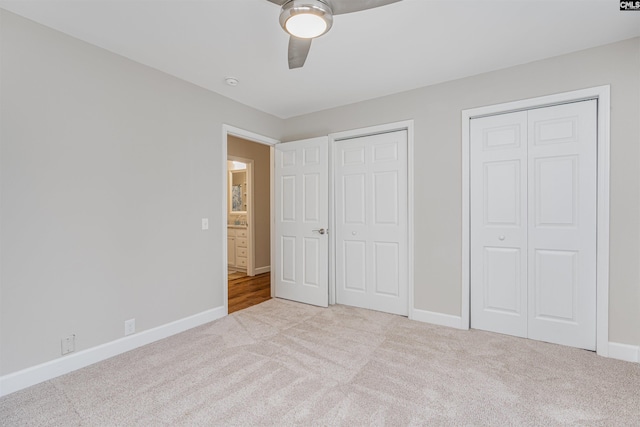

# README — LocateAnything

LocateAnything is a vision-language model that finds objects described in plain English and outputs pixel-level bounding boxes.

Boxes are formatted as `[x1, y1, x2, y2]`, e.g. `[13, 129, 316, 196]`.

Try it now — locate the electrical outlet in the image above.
[124, 318, 136, 336]
[201, 218, 209, 230]
[61, 334, 75, 355]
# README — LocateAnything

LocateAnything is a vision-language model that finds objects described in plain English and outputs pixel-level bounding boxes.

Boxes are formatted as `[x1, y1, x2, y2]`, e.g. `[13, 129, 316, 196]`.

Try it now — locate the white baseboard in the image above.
[254, 266, 270, 274]
[411, 308, 466, 330]
[409, 314, 639, 364]
[0, 306, 226, 397]
[608, 342, 640, 363]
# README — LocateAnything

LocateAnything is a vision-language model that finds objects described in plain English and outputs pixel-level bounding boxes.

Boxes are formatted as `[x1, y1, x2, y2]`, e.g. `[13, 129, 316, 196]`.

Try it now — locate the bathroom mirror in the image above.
[229, 169, 247, 213]
[231, 184, 243, 212]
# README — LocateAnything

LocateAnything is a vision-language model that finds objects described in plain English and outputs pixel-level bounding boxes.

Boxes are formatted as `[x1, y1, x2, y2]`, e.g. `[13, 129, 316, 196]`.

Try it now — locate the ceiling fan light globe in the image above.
[279, 0, 333, 39]
[285, 14, 326, 39]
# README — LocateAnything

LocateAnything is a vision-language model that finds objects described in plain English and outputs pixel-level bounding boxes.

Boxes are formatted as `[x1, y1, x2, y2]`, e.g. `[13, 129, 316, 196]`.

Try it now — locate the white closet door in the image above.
[527, 100, 597, 350]
[335, 130, 408, 316]
[274, 137, 329, 307]
[470, 111, 528, 337]
[471, 100, 597, 351]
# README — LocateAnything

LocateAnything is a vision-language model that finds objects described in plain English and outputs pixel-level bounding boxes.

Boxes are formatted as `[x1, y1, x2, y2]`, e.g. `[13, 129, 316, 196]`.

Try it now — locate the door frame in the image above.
[461, 86, 611, 356]
[222, 125, 279, 315]
[328, 120, 415, 318]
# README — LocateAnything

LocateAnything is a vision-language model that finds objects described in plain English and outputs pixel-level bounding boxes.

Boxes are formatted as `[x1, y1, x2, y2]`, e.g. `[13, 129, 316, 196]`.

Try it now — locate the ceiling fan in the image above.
[267, 0, 402, 69]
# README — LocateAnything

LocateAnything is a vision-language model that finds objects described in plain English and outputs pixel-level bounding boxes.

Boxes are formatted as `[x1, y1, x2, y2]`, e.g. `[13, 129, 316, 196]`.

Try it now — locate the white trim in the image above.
[328, 120, 415, 316]
[460, 86, 611, 356]
[330, 121, 414, 142]
[595, 88, 611, 357]
[461, 86, 610, 118]
[254, 265, 271, 274]
[608, 342, 640, 364]
[223, 125, 279, 147]
[222, 125, 279, 311]
[461, 112, 471, 330]
[270, 147, 276, 298]
[0, 306, 225, 397]
[412, 309, 465, 330]
[247, 160, 255, 276]
[407, 123, 415, 319]
[328, 134, 336, 305]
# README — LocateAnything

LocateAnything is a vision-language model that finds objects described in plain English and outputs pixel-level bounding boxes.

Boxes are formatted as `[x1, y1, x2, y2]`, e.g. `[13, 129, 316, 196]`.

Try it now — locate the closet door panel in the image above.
[527, 100, 597, 350]
[470, 111, 528, 337]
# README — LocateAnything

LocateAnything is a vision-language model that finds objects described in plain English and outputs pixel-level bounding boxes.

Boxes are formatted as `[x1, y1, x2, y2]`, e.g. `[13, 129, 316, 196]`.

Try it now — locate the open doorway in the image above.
[223, 126, 278, 314]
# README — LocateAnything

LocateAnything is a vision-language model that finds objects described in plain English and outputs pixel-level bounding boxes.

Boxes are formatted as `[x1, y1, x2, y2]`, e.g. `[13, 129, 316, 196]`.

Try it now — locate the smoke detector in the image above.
[225, 77, 239, 87]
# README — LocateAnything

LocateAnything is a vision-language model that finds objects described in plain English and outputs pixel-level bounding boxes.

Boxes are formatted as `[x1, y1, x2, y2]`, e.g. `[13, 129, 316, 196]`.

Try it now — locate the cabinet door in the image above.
[227, 237, 236, 267]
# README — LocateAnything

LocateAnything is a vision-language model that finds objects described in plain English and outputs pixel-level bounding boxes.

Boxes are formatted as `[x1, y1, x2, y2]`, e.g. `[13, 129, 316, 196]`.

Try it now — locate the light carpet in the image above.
[1, 298, 639, 426]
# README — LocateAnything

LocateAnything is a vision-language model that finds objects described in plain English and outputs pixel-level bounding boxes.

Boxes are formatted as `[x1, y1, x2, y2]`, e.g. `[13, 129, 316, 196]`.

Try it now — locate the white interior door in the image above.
[274, 137, 329, 307]
[335, 130, 408, 316]
[527, 101, 597, 350]
[470, 100, 597, 351]
[470, 111, 528, 337]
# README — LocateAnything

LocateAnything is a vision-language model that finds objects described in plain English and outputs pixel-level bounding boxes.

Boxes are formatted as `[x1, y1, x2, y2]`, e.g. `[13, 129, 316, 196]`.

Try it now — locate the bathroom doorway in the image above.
[226, 132, 274, 313]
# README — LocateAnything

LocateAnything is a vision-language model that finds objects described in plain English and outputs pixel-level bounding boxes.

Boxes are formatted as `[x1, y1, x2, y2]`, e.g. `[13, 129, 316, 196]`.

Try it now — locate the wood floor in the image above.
[228, 272, 271, 314]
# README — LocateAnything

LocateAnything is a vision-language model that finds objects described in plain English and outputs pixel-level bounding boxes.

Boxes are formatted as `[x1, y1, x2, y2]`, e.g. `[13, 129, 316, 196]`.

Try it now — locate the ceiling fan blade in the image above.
[288, 36, 312, 69]
[330, 0, 401, 15]
[266, 0, 289, 5]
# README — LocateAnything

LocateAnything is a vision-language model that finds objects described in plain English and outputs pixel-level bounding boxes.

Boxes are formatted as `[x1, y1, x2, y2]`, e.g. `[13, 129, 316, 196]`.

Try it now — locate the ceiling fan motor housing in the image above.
[279, 0, 334, 39]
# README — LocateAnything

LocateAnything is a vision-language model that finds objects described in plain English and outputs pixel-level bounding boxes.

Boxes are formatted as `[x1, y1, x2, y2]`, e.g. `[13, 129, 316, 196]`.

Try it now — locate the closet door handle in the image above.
[312, 228, 327, 235]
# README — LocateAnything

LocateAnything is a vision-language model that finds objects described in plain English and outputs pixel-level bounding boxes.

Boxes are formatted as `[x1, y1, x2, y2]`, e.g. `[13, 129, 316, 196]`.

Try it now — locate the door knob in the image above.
[312, 228, 326, 235]
[499, 235, 505, 241]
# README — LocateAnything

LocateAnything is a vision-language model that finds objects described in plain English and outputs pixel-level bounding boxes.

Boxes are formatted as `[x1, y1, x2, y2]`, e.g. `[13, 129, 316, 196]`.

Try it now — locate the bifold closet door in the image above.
[470, 111, 529, 338]
[527, 101, 597, 350]
[470, 100, 597, 351]
[335, 130, 408, 316]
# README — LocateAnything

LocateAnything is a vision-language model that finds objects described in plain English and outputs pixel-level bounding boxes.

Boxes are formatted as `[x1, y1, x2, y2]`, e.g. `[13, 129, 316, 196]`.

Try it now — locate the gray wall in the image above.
[1, 9, 639, 378]
[0, 11, 282, 375]
[283, 37, 640, 347]
[228, 136, 271, 269]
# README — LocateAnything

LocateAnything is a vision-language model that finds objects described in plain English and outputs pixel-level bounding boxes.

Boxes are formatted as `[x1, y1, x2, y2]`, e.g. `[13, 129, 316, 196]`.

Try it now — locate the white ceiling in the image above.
[1, 0, 639, 119]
